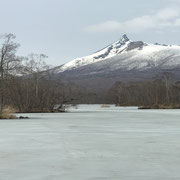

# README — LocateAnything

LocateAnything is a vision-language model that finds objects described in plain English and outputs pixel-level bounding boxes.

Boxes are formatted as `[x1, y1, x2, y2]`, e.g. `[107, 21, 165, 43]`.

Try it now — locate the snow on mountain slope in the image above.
[54, 34, 131, 73]
[107, 43, 180, 71]
[53, 34, 180, 74]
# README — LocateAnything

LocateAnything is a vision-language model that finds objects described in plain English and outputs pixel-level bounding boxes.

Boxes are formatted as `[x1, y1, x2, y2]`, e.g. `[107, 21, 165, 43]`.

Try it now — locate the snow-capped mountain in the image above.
[53, 34, 180, 74]
[51, 35, 180, 91]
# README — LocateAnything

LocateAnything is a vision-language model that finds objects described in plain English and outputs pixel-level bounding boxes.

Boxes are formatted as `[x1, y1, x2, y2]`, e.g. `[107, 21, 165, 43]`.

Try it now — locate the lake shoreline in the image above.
[138, 105, 180, 109]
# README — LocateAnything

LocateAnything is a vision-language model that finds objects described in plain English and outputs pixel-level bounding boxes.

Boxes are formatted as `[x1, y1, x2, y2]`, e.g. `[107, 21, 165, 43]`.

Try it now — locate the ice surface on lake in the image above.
[0, 105, 180, 180]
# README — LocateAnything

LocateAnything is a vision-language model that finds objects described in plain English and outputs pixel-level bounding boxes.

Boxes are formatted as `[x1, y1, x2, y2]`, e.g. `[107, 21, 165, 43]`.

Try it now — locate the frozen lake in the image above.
[0, 105, 180, 180]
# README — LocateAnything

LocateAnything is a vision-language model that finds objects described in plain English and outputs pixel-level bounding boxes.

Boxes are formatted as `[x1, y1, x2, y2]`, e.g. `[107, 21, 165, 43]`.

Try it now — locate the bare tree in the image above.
[0, 33, 20, 112]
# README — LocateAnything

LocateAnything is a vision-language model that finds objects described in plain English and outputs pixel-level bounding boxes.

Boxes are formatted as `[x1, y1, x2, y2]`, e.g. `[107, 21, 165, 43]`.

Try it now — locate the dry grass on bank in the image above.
[0, 106, 17, 119]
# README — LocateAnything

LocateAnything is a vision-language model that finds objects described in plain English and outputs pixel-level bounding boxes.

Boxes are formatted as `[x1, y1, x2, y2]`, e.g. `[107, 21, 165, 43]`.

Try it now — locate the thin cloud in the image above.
[175, 18, 180, 26]
[85, 8, 180, 33]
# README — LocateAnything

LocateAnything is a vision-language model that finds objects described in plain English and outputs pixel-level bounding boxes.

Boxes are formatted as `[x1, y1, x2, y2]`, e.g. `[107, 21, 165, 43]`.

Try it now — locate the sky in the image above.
[0, 0, 180, 66]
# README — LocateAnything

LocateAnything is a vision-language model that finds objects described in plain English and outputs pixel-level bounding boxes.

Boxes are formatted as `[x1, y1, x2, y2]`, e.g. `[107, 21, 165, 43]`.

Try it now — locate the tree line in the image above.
[108, 72, 180, 108]
[0, 33, 85, 113]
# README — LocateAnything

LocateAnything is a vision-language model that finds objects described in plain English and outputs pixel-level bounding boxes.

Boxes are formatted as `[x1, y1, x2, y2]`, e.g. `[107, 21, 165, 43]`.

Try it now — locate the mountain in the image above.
[51, 35, 180, 91]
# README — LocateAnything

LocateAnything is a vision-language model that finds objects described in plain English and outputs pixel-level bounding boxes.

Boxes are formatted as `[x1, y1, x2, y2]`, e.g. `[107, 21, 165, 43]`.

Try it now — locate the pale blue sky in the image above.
[0, 0, 180, 66]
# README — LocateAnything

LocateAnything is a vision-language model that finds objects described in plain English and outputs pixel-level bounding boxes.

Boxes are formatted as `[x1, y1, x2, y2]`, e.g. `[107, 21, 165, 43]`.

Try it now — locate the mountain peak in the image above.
[121, 34, 130, 43]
